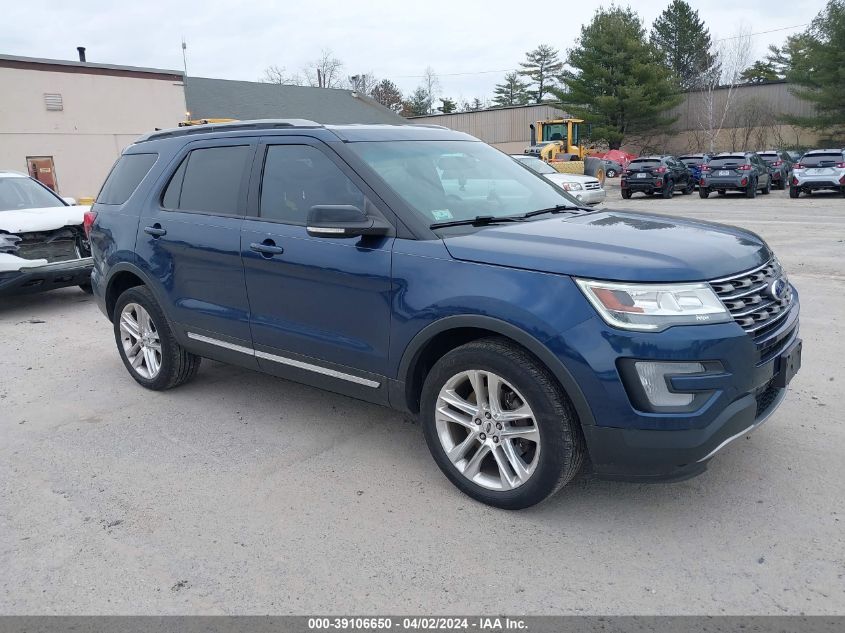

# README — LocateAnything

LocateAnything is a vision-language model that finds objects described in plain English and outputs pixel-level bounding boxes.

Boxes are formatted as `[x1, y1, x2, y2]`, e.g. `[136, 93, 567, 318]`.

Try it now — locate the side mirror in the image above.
[306, 205, 391, 238]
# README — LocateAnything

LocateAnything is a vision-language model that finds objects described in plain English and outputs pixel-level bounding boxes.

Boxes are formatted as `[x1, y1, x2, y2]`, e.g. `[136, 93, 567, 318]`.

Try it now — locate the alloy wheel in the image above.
[435, 370, 540, 491]
[119, 302, 162, 379]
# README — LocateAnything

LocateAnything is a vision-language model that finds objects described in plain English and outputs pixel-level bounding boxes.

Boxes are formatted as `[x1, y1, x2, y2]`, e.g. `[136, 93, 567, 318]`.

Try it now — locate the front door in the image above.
[135, 139, 256, 350]
[27, 156, 58, 192]
[241, 138, 394, 402]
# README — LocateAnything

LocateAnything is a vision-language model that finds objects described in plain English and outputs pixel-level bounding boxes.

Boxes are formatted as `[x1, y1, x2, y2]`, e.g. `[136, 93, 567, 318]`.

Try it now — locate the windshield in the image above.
[348, 141, 580, 225]
[513, 156, 557, 175]
[0, 176, 65, 212]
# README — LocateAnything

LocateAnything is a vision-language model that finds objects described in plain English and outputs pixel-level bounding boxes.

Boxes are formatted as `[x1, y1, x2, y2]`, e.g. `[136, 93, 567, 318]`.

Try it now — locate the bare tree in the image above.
[696, 24, 754, 152]
[304, 49, 345, 88]
[261, 64, 303, 85]
[422, 67, 440, 114]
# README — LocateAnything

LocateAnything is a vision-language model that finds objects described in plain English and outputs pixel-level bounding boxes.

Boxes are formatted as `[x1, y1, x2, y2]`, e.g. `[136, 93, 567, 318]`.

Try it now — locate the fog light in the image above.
[634, 361, 704, 407]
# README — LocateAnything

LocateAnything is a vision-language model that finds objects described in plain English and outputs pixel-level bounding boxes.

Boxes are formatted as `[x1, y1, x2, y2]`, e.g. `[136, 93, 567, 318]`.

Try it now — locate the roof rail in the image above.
[136, 119, 322, 144]
[407, 123, 450, 130]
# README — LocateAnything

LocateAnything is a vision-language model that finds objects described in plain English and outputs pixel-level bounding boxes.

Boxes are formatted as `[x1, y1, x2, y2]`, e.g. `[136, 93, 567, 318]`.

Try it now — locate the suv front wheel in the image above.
[420, 338, 585, 509]
[113, 286, 201, 390]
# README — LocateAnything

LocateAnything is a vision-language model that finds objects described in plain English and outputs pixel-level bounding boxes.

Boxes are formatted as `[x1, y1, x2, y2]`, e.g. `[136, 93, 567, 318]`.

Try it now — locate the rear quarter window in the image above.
[96, 153, 158, 205]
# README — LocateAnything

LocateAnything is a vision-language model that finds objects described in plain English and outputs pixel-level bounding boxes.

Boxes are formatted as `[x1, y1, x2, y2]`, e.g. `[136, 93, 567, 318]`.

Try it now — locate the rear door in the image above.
[135, 138, 256, 351]
[240, 137, 395, 402]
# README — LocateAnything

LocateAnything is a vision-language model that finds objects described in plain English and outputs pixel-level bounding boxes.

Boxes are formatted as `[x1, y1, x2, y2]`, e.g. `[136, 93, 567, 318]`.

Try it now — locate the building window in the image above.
[44, 93, 63, 111]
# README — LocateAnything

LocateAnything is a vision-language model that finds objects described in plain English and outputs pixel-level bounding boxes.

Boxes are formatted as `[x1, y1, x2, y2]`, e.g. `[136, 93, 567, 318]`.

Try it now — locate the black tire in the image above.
[605, 169, 617, 178]
[79, 283, 93, 294]
[699, 187, 710, 199]
[420, 337, 585, 510]
[762, 177, 771, 195]
[621, 189, 632, 199]
[113, 285, 201, 391]
[661, 180, 674, 199]
[746, 179, 757, 198]
[682, 179, 694, 195]
[777, 176, 787, 190]
[789, 186, 800, 198]
[841, 186, 845, 198]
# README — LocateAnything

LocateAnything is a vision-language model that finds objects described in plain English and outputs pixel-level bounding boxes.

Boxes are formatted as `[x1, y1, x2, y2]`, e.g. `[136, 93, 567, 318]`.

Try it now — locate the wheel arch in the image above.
[104, 262, 162, 322]
[396, 315, 596, 428]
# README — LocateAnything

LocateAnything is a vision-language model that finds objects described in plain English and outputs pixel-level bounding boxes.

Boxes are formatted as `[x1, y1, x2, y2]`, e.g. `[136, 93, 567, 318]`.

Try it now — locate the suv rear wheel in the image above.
[420, 337, 585, 509]
[746, 179, 757, 198]
[699, 187, 710, 199]
[661, 180, 674, 199]
[789, 186, 800, 198]
[761, 177, 771, 195]
[113, 286, 201, 390]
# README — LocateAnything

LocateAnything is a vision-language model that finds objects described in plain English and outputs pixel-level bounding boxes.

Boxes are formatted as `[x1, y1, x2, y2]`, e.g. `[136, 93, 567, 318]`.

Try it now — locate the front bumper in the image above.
[0, 257, 93, 296]
[547, 294, 801, 481]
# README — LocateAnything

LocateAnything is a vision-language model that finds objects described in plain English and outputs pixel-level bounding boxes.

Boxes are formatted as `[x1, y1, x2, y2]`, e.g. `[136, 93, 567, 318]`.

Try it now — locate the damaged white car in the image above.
[0, 171, 93, 296]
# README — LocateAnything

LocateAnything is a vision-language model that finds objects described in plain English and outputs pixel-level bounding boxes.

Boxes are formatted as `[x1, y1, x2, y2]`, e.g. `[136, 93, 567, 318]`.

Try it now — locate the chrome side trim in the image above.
[187, 332, 254, 355]
[697, 388, 786, 462]
[186, 332, 380, 388]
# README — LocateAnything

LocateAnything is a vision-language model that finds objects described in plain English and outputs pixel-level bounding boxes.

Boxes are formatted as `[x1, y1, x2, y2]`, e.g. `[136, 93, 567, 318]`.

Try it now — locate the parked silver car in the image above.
[790, 148, 845, 198]
[511, 155, 606, 205]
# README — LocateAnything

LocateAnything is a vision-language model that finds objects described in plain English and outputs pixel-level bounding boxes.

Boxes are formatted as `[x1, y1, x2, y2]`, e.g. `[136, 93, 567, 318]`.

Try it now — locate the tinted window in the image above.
[164, 146, 250, 215]
[97, 153, 157, 205]
[758, 153, 779, 162]
[629, 159, 661, 167]
[679, 156, 704, 165]
[801, 152, 844, 166]
[259, 145, 366, 224]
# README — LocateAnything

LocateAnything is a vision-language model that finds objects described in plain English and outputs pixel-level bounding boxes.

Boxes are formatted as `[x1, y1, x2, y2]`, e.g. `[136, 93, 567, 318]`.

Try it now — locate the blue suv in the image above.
[88, 121, 802, 509]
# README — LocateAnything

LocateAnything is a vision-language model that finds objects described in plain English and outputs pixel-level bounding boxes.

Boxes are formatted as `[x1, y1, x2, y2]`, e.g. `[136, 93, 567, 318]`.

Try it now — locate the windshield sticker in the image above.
[431, 209, 453, 221]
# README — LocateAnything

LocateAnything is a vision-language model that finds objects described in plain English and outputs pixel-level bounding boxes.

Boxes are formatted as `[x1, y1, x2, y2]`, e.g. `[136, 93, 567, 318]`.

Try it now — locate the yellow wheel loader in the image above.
[524, 118, 605, 183]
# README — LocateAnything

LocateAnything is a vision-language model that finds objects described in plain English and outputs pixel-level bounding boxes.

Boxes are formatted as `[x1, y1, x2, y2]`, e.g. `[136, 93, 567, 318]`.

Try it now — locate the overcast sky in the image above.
[2, 0, 825, 103]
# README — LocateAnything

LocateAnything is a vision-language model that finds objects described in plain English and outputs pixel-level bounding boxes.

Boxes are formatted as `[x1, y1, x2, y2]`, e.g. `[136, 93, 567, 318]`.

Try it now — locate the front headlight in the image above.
[575, 279, 732, 331]
[561, 182, 583, 191]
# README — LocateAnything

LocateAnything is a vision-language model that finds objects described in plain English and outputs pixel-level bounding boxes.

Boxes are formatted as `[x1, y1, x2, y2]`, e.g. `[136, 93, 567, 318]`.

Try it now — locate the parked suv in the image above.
[757, 150, 794, 190]
[678, 153, 712, 187]
[621, 156, 693, 199]
[699, 152, 772, 198]
[790, 148, 845, 198]
[88, 121, 801, 509]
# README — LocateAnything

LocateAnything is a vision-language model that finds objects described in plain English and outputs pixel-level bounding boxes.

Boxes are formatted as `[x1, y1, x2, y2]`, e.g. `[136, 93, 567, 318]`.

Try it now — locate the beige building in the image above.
[409, 82, 819, 155]
[0, 53, 186, 199]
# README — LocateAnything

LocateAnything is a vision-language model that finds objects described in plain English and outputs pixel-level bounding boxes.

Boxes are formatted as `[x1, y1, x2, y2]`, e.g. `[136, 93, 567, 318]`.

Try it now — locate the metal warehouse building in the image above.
[409, 104, 569, 154]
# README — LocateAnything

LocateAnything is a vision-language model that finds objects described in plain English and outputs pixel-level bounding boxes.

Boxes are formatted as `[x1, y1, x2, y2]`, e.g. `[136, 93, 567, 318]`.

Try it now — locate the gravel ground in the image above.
[1, 187, 843, 615]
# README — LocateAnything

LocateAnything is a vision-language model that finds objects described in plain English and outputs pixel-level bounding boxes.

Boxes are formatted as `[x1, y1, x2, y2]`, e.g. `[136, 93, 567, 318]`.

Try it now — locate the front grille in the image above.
[585, 182, 602, 190]
[710, 260, 793, 338]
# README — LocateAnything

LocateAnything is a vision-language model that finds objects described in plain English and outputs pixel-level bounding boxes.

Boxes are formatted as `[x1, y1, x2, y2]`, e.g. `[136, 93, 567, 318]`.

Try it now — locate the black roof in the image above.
[184, 77, 405, 125]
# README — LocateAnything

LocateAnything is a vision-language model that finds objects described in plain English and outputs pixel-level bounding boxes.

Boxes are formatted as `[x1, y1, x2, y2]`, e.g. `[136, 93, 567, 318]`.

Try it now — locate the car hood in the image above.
[0, 205, 89, 234]
[442, 210, 771, 282]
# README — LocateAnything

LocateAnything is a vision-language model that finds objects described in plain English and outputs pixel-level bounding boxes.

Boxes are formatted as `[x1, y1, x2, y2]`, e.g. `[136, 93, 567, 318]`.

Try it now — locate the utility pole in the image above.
[181, 37, 190, 121]
[317, 68, 323, 88]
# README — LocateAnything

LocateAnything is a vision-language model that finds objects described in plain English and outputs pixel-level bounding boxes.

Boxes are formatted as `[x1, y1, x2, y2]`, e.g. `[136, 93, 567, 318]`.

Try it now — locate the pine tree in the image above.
[740, 61, 780, 83]
[403, 87, 431, 117]
[492, 72, 531, 107]
[438, 97, 457, 114]
[371, 79, 404, 112]
[518, 45, 563, 103]
[650, 0, 718, 90]
[784, 0, 845, 141]
[557, 6, 682, 149]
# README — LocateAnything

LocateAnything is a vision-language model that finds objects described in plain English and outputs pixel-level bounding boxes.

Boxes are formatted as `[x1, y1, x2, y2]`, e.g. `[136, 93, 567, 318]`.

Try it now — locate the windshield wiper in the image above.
[520, 204, 591, 219]
[429, 215, 527, 229]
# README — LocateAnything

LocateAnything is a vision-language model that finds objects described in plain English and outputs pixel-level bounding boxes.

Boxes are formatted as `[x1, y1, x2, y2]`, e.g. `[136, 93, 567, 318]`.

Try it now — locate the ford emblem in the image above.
[769, 277, 790, 302]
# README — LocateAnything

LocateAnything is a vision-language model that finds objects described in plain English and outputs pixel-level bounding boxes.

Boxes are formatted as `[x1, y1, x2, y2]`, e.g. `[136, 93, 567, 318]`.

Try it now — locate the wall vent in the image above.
[44, 93, 64, 111]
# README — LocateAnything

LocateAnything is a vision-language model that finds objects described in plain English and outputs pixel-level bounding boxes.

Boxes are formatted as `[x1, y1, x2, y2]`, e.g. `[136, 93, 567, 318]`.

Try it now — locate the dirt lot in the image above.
[1, 187, 843, 615]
